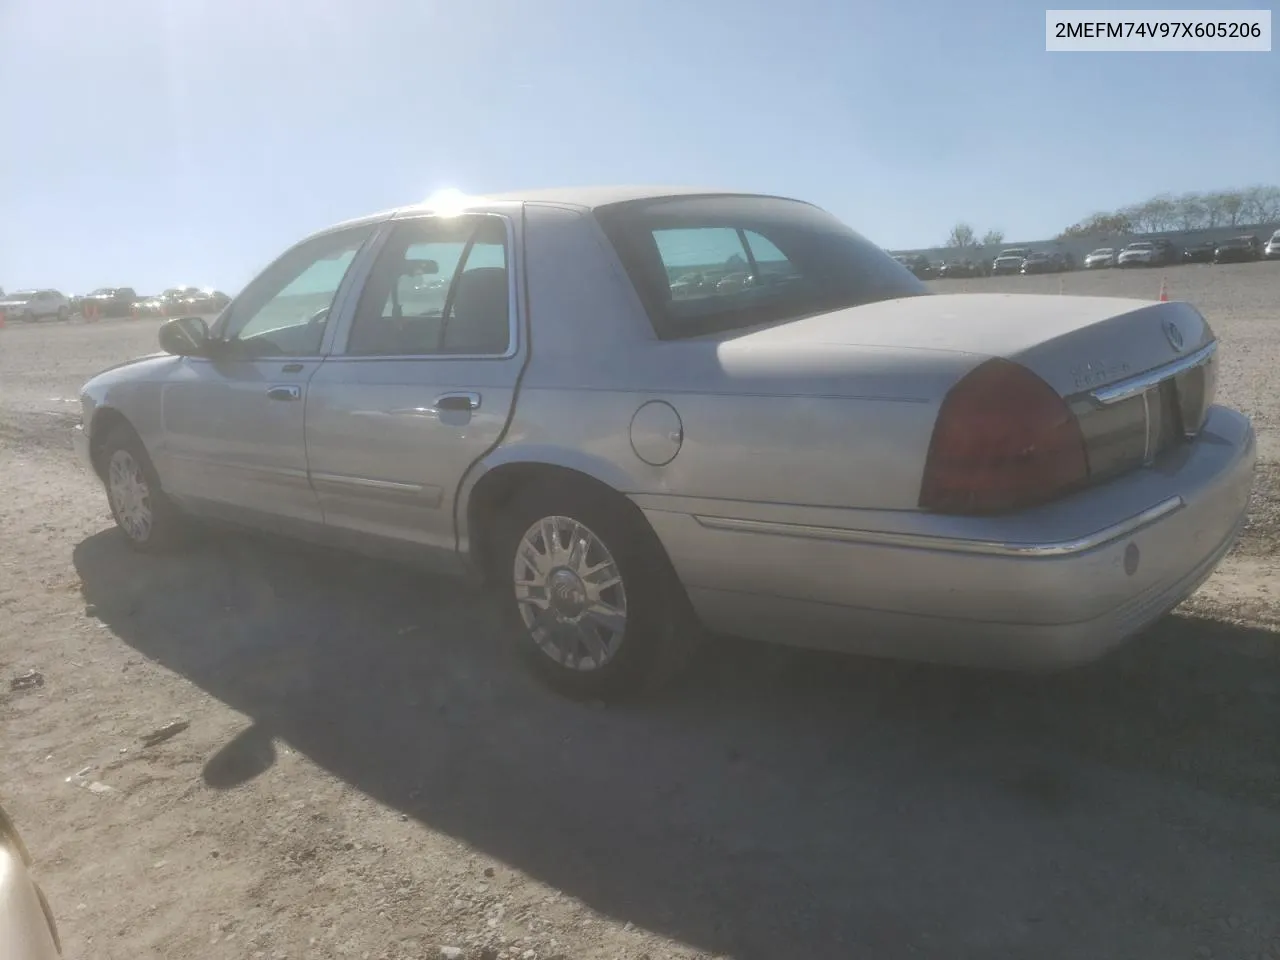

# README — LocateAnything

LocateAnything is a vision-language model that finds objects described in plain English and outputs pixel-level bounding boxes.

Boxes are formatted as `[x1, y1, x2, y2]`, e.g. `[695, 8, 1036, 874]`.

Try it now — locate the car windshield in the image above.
[5, 289, 37, 299]
[594, 194, 929, 339]
[1221, 238, 1248, 247]
[1127, 243, 1154, 250]
[89, 288, 114, 295]
[1091, 249, 1113, 255]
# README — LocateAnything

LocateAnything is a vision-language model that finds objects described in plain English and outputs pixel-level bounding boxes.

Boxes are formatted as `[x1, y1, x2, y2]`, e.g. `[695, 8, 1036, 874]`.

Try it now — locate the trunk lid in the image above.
[727, 292, 1220, 483]
[731, 294, 1211, 389]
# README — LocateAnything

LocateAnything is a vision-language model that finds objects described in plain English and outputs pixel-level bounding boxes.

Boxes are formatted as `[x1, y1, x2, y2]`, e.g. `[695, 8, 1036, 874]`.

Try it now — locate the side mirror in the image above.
[158, 315, 211, 356]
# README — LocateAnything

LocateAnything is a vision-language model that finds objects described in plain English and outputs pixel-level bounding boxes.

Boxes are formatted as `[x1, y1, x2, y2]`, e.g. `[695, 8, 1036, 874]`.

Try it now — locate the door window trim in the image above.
[195, 219, 389, 364]
[327, 211, 522, 363]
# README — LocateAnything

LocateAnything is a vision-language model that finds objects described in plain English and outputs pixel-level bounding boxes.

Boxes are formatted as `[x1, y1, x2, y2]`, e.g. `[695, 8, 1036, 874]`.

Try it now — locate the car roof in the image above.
[316, 186, 813, 237]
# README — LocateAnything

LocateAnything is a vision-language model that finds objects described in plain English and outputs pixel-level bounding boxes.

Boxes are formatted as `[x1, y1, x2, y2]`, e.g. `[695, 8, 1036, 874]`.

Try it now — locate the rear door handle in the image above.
[434, 391, 481, 412]
[267, 384, 302, 401]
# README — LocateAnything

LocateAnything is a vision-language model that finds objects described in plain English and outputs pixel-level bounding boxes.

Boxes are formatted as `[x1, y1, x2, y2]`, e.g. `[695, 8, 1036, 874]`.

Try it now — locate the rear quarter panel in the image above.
[460, 204, 979, 555]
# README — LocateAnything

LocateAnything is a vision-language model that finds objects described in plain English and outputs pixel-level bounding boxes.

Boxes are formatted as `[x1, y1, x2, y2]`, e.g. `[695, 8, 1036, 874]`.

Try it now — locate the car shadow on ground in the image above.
[73, 527, 1280, 959]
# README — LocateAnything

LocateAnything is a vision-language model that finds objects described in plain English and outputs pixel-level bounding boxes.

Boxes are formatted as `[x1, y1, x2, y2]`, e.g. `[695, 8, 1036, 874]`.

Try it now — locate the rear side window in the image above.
[345, 215, 511, 357]
[594, 195, 927, 339]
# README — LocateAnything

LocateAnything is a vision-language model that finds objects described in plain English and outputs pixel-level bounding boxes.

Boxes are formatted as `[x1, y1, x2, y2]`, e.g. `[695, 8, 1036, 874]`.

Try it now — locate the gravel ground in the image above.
[1, 265, 1279, 960]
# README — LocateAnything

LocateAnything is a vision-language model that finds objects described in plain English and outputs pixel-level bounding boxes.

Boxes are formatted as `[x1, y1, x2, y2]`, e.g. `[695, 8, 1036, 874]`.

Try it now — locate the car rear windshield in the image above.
[593, 195, 928, 339]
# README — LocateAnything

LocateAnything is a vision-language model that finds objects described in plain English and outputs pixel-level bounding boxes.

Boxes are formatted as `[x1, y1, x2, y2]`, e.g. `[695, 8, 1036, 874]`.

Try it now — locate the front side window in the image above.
[345, 215, 511, 357]
[213, 224, 376, 357]
[595, 195, 927, 339]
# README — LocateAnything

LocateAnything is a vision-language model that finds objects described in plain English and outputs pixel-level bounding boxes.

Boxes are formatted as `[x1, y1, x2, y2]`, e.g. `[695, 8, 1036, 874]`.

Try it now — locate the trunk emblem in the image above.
[1163, 319, 1184, 352]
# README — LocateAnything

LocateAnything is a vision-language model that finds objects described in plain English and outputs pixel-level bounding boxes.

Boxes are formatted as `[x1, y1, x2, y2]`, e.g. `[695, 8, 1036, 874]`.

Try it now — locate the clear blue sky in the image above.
[1, 0, 1275, 294]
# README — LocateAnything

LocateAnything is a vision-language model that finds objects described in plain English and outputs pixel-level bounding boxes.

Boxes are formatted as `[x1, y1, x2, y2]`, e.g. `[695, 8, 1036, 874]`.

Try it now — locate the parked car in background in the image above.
[670, 272, 711, 299]
[1214, 235, 1261, 264]
[937, 260, 979, 279]
[991, 247, 1030, 275]
[0, 290, 69, 323]
[137, 288, 203, 317]
[1083, 248, 1116, 269]
[72, 186, 1255, 699]
[1183, 241, 1217, 264]
[1117, 241, 1158, 268]
[0, 803, 62, 959]
[1020, 252, 1057, 275]
[1264, 229, 1280, 261]
[179, 288, 232, 314]
[81, 287, 139, 318]
[900, 255, 937, 280]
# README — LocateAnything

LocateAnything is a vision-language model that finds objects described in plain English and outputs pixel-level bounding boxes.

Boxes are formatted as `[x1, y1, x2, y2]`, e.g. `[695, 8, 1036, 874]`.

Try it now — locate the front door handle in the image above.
[267, 384, 302, 401]
[434, 391, 481, 412]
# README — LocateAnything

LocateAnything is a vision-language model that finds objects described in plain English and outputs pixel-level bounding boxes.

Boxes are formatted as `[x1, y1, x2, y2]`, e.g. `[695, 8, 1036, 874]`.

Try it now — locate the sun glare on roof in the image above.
[425, 187, 469, 217]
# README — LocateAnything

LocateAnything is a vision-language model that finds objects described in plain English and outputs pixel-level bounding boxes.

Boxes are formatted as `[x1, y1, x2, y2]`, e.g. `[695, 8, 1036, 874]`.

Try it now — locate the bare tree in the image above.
[947, 222, 977, 248]
[1202, 192, 1227, 228]
[1058, 212, 1133, 239]
[1145, 193, 1177, 232]
[1219, 191, 1245, 227]
[1261, 186, 1280, 221]
[980, 229, 1005, 247]
[1175, 192, 1207, 230]
[1057, 184, 1278, 237]
[1242, 184, 1280, 223]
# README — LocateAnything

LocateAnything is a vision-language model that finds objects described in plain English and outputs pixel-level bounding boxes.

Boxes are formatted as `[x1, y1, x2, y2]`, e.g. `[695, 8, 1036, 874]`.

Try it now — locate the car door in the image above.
[158, 222, 379, 531]
[304, 211, 523, 564]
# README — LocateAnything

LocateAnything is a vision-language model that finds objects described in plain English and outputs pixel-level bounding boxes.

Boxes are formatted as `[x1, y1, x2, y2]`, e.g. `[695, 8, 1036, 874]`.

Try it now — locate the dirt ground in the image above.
[2, 264, 1279, 960]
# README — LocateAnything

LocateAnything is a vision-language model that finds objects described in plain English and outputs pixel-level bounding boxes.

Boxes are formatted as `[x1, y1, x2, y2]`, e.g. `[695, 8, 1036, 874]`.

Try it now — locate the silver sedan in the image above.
[1, 805, 62, 959]
[74, 187, 1256, 699]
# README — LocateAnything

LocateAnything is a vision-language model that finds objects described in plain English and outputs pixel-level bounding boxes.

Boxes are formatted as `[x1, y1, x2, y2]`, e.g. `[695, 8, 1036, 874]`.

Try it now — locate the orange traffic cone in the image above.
[1159, 278, 1169, 302]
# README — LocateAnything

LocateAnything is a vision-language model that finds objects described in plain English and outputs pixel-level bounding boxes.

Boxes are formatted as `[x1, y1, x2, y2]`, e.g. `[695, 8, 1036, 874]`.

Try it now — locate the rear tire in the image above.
[490, 481, 701, 701]
[97, 423, 189, 552]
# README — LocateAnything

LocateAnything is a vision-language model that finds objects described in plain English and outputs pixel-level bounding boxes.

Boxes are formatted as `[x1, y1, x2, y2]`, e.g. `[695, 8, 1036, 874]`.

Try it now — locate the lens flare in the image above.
[425, 187, 469, 217]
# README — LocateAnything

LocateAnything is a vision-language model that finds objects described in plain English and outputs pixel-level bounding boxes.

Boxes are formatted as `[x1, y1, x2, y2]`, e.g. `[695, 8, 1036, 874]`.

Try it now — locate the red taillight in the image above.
[919, 358, 1088, 515]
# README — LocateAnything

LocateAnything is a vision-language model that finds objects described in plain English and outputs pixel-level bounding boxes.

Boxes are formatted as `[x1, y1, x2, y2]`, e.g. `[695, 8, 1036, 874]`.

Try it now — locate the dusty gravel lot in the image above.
[2, 264, 1279, 960]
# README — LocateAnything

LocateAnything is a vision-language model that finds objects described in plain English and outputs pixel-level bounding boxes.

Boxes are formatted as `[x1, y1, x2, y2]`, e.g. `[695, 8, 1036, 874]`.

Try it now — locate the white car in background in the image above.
[1116, 242, 1157, 268]
[1083, 248, 1116, 269]
[1265, 229, 1280, 261]
[991, 247, 1031, 275]
[0, 290, 70, 323]
[0, 805, 61, 959]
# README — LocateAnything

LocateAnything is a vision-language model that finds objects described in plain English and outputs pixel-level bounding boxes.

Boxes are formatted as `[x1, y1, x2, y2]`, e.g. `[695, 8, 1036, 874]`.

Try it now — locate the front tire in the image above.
[97, 424, 189, 552]
[491, 482, 701, 701]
